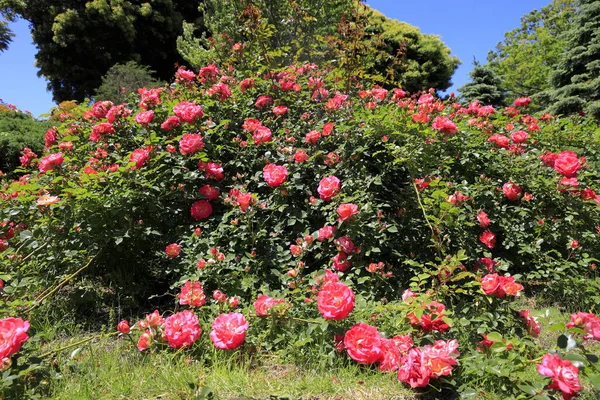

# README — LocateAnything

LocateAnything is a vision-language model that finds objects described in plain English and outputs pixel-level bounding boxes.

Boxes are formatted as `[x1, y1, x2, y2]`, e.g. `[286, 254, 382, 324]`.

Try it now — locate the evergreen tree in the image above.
[458, 62, 506, 107]
[547, 0, 600, 118]
[94, 61, 163, 104]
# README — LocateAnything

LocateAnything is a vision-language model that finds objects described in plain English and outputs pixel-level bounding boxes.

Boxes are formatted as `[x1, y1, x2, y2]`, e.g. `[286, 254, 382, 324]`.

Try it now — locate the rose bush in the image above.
[0, 60, 599, 398]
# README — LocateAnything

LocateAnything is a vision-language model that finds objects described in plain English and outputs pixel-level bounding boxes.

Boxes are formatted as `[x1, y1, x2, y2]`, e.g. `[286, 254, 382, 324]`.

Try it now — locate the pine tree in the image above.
[547, 0, 600, 118]
[458, 63, 506, 107]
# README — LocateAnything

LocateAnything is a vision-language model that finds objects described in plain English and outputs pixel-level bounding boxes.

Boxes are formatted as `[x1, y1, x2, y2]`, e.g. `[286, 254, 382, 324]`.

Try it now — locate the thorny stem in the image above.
[39, 332, 119, 358]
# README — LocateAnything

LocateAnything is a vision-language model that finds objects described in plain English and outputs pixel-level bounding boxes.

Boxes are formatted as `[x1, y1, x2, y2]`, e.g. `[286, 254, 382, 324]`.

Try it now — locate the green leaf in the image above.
[587, 373, 600, 389]
[486, 332, 503, 343]
[563, 353, 587, 368]
[518, 384, 537, 395]
[459, 387, 478, 398]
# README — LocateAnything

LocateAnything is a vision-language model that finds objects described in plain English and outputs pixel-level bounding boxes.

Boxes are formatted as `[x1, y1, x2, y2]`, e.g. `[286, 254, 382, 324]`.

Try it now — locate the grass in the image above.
[46, 337, 417, 400]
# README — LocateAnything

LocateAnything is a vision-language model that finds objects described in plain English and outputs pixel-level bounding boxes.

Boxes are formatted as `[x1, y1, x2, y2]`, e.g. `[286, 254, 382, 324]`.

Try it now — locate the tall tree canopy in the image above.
[458, 62, 506, 107]
[547, 0, 600, 119]
[487, 0, 576, 105]
[177, 0, 460, 92]
[1, 0, 203, 102]
[0, 19, 13, 52]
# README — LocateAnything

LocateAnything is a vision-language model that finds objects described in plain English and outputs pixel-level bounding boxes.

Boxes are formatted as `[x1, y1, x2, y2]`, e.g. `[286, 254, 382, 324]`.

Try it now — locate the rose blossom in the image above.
[431, 116, 457, 135]
[253, 295, 287, 317]
[565, 312, 600, 340]
[210, 312, 249, 350]
[344, 323, 383, 364]
[178, 281, 206, 307]
[337, 203, 359, 222]
[179, 134, 205, 155]
[137, 330, 152, 351]
[397, 347, 431, 388]
[262, 164, 288, 187]
[198, 185, 220, 200]
[117, 320, 130, 334]
[553, 151, 581, 178]
[38, 153, 64, 173]
[513, 97, 531, 107]
[537, 354, 581, 400]
[130, 149, 149, 169]
[317, 281, 355, 320]
[317, 176, 341, 200]
[190, 200, 213, 220]
[479, 231, 496, 249]
[510, 130, 528, 143]
[477, 211, 491, 228]
[0, 317, 30, 361]
[518, 310, 541, 337]
[502, 182, 522, 201]
[163, 310, 202, 349]
[481, 274, 523, 297]
[173, 102, 204, 123]
[165, 243, 181, 258]
[317, 225, 335, 241]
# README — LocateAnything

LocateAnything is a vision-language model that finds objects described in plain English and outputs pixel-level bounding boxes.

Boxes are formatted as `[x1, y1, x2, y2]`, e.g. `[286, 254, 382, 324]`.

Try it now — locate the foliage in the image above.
[365, 8, 460, 92]
[487, 0, 576, 108]
[1, 0, 204, 102]
[0, 62, 600, 399]
[177, 1, 460, 92]
[0, 18, 13, 52]
[0, 104, 51, 174]
[94, 61, 164, 105]
[458, 62, 507, 107]
[546, 0, 600, 119]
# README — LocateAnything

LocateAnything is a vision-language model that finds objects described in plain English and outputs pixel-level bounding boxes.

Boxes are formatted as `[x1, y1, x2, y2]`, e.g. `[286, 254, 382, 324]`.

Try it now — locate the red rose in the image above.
[502, 182, 522, 201]
[477, 211, 491, 228]
[163, 310, 202, 349]
[117, 320, 130, 334]
[129, 149, 149, 169]
[304, 130, 321, 144]
[179, 134, 205, 155]
[553, 151, 581, 178]
[0, 317, 30, 361]
[252, 126, 272, 144]
[294, 150, 309, 163]
[38, 153, 64, 173]
[479, 231, 496, 249]
[331, 252, 351, 271]
[210, 312, 249, 350]
[178, 281, 206, 307]
[537, 354, 581, 400]
[335, 236, 357, 254]
[263, 164, 288, 187]
[337, 203, 359, 222]
[161, 116, 181, 131]
[481, 274, 501, 295]
[344, 323, 383, 364]
[165, 243, 181, 258]
[198, 185, 220, 200]
[317, 281, 355, 320]
[190, 200, 213, 220]
[317, 176, 341, 201]
[518, 310, 541, 337]
[322, 122, 334, 136]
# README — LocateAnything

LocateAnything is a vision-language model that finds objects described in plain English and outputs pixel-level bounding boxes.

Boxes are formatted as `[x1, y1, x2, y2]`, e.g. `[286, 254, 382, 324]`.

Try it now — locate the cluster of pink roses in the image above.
[565, 312, 600, 340]
[341, 322, 459, 388]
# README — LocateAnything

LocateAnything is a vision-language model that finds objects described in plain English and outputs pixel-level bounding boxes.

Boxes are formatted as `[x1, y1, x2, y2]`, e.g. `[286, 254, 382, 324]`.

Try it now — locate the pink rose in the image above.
[173, 102, 204, 123]
[198, 185, 220, 200]
[135, 110, 154, 125]
[129, 149, 149, 169]
[255, 95, 273, 109]
[179, 134, 205, 155]
[502, 182, 522, 201]
[0, 317, 30, 360]
[432, 116, 457, 135]
[479, 231, 496, 249]
[513, 97, 531, 107]
[178, 281, 206, 307]
[116, 320, 130, 334]
[210, 312, 249, 350]
[510, 130, 528, 143]
[163, 310, 201, 349]
[317, 281, 355, 320]
[317, 225, 335, 241]
[397, 348, 431, 388]
[337, 203, 359, 222]
[263, 164, 288, 187]
[38, 153, 64, 173]
[317, 176, 341, 201]
[537, 354, 581, 400]
[553, 151, 581, 178]
[344, 323, 383, 364]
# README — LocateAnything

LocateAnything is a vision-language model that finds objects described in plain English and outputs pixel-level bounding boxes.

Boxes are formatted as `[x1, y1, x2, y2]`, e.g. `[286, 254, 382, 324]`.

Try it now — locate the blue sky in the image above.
[1, 1, 550, 118]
